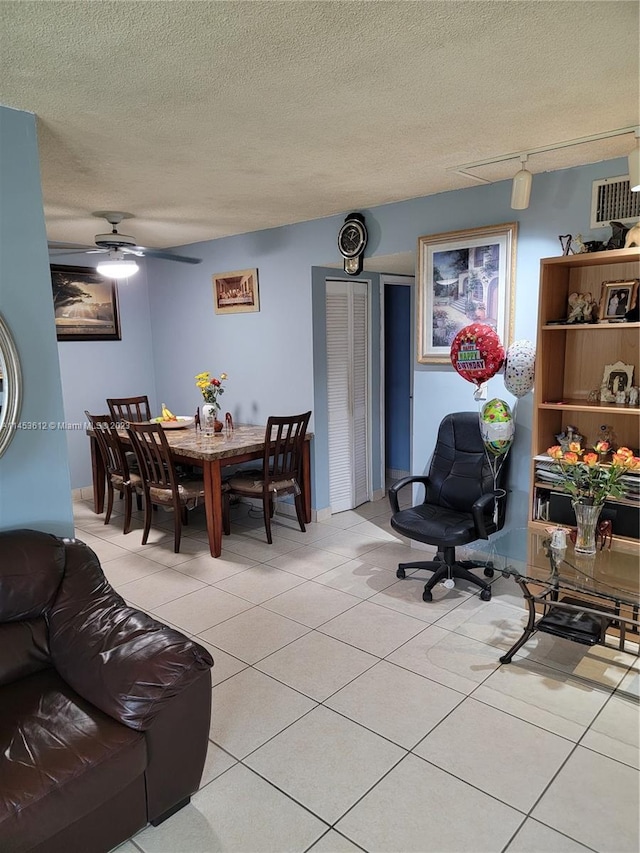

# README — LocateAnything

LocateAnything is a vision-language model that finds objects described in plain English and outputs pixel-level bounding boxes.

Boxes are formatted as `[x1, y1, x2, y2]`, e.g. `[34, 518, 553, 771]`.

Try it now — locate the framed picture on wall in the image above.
[212, 268, 260, 314]
[50, 265, 121, 341]
[417, 223, 517, 363]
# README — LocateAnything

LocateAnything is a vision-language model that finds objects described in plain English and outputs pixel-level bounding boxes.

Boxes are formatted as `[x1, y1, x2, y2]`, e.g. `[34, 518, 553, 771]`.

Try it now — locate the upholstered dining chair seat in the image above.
[226, 472, 300, 497]
[111, 471, 143, 493]
[149, 477, 229, 509]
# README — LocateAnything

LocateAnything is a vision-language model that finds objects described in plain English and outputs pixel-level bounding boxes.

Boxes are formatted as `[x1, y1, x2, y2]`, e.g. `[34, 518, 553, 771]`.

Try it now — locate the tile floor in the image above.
[71, 491, 640, 853]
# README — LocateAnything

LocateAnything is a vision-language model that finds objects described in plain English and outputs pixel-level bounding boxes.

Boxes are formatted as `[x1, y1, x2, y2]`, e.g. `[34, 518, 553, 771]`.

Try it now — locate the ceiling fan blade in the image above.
[48, 241, 96, 251]
[133, 246, 202, 264]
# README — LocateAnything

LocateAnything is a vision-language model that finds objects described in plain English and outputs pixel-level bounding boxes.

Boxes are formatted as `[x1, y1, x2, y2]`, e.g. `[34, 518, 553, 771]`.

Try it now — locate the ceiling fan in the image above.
[48, 212, 202, 278]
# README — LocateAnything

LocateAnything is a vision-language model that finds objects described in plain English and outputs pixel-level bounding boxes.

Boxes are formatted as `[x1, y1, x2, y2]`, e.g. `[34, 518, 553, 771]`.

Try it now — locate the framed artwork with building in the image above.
[417, 223, 517, 363]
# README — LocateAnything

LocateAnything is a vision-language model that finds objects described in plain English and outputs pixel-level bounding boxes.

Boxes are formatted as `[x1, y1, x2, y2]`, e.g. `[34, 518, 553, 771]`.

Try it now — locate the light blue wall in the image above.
[56, 155, 630, 532]
[0, 106, 73, 536]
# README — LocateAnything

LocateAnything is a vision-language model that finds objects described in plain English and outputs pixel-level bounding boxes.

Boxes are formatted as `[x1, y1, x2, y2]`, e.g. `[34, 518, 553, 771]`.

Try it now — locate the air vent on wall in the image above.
[590, 176, 640, 228]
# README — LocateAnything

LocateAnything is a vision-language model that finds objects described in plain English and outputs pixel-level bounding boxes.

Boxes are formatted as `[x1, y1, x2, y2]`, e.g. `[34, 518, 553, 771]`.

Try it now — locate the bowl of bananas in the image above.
[152, 404, 195, 429]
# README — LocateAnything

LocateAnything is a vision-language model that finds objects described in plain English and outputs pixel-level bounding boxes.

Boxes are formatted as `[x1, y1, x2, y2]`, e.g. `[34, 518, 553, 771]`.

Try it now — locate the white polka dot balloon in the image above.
[504, 339, 536, 398]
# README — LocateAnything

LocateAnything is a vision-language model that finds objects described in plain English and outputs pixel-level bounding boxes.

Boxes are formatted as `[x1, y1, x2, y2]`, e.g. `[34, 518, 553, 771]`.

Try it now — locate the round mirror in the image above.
[0, 313, 22, 457]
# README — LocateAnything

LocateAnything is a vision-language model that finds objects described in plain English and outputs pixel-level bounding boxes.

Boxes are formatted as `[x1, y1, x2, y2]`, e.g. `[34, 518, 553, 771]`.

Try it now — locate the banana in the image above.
[161, 403, 177, 421]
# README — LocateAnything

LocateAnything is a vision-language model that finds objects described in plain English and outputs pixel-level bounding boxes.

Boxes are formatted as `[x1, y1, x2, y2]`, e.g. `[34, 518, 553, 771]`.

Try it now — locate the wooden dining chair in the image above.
[224, 411, 311, 544]
[107, 395, 152, 424]
[126, 421, 230, 553]
[85, 411, 143, 534]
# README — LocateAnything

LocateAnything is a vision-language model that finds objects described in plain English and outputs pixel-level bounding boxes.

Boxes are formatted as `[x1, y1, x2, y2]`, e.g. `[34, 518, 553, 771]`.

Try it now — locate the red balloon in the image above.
[450, 324, 505, 385]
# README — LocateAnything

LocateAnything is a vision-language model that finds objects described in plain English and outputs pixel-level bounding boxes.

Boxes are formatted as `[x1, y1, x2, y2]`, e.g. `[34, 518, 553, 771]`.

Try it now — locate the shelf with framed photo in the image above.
[530, 247, 640, 551]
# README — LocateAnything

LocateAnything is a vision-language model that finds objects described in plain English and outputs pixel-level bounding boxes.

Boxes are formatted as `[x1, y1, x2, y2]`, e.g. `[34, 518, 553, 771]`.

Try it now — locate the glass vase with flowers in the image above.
[546, 441, 640, 554]
[195, 371, 227, 434]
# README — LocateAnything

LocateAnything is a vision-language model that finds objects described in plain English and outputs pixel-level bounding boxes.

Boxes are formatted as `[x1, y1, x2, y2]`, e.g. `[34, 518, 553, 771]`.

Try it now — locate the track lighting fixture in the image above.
[510, 155, 532, 210]
[450, 125, 639, 206]
[628, 128, 640, 192]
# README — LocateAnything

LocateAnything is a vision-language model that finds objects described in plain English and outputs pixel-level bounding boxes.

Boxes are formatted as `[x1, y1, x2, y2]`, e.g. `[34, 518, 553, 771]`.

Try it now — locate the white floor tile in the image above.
[306, 829, 364, 852]
[413, 697, 574, 812]
[326, 660, 464, 749]
[245, 705, 404, 824]
[387, 624, 501, 694]
[473, 657, 612, 741]
[134, 763, 327, 852]
[153, 586, 253, 634]
[261, 581, 361, 628]
[209, 668, 316, 759]
[532, 746, 640, 852]
[312, 558, 398, 599]
[213, 563, 306, 603]
[171, 550, 258, 584]
[100, 551, 166, 589]
[580, 692, 640, 768]
[255, 631, 378, 701]
[116, 568, 207, 610]
[194, 638, 248, 686]
[199, 740, 237, 787]
[318, 600, 427, 657]
[265, 545, 350, 578]
[335, 752, 522, 852]
[505, 818, 594, 852]
[369, 576, 470, 623]
[199, 606, 310, 664]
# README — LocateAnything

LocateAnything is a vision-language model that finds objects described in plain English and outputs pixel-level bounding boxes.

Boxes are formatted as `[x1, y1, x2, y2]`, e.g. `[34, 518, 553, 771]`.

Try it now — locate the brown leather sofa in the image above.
[0, 529, 214, 853]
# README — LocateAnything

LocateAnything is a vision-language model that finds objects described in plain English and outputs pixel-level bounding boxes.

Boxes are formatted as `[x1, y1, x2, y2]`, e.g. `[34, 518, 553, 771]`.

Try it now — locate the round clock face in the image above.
[338, 220, 367, 258]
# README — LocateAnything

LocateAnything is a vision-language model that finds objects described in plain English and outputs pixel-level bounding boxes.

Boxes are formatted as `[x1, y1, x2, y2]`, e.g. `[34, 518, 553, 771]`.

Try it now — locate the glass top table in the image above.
[464, 528, 639, 663]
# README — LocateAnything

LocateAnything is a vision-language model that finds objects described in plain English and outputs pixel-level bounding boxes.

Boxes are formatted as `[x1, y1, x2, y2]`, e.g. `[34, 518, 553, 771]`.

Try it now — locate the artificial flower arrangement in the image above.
[195, 371, 228, 409]
[546, 440, 640, 505]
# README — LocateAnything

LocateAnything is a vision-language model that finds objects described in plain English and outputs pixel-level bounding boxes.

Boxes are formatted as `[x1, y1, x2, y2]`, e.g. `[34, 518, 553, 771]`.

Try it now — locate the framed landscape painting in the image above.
[51, 265, 121, 341]
[213, 268, 260, 314]
[417, 223, 517, 363]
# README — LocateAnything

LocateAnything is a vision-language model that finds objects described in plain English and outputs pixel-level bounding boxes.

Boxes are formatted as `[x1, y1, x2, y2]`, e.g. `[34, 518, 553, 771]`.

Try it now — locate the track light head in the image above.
[511, 155, 532, 210]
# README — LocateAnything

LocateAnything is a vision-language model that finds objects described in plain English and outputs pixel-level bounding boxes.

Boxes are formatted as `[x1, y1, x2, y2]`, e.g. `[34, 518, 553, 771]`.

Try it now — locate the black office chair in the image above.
[388, 411, 508, 602]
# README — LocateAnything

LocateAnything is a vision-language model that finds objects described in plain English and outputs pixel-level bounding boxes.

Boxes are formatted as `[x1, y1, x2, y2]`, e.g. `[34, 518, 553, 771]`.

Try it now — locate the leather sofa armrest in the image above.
[48, 539, 213, 731]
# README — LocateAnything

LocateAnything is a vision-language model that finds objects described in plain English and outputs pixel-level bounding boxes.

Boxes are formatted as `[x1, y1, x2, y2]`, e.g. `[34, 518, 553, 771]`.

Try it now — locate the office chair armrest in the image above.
[388, 475, 430, 515]
[471, 491, 500, 539]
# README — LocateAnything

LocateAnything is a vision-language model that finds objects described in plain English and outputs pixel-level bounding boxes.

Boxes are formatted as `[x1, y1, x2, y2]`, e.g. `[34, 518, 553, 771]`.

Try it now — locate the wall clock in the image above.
[338, 212, 367, 275]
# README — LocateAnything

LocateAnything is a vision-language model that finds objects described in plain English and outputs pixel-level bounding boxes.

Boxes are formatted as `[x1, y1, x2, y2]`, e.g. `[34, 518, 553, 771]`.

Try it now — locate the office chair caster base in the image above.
[396, 567, 406, 579]
[422, 588, 433, 602]
[479, 587, 492, 602]
[483, 565, 495, 578]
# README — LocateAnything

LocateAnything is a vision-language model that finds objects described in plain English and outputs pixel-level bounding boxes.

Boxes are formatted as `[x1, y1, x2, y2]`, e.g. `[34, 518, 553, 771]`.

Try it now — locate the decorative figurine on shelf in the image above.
[573, 234, 587, 254]
[566, 292, 597, 323]
[597, 424, 617, 451]
[629, 386, 639, 407]
[615, 389, 627, 405]
[558, 234, 573, 256]
[624, 221, 640, 248]
[604, 221, 629, 250]
[555, 425, 583, 452]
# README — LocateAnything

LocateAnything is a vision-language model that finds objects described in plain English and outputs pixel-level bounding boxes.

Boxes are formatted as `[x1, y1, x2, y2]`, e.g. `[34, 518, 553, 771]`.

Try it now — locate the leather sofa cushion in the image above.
[0, 668, 146, 852]
[0, 529, 65, 621]
[0, 619, 50, 687]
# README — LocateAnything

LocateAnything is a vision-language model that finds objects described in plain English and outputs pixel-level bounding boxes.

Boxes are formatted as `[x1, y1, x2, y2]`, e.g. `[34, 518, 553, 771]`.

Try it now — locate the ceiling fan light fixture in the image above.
[511, 154, 532, 210]
[96, 256, 139, 279]
[628, 129, 640, 192]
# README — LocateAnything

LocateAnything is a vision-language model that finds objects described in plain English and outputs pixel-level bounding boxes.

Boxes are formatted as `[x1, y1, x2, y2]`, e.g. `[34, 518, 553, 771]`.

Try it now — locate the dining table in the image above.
[88, 423, 312, 557]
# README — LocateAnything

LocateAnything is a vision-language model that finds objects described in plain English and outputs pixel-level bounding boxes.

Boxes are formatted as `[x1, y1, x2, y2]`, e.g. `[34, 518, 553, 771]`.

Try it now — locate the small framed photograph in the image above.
[417, 223, 517, 363]
[213, 268, 260, 314]
[600, 360, 634, 403]
[51, 265, 121, 341]
[598, 279, 638, 322]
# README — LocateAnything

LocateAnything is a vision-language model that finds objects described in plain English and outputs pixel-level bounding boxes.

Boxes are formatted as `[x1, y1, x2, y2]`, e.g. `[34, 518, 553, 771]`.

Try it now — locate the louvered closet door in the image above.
[326, 280, 369, 512]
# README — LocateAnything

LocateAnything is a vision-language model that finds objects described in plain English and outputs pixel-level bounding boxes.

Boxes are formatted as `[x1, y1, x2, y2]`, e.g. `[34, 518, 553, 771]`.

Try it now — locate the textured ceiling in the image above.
[1, 1, 638, 251]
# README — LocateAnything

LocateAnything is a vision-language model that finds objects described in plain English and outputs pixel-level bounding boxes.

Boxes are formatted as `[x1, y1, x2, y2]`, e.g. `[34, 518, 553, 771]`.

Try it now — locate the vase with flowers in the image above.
[195, 371, 227, 434]
[546, 441, 640, 554]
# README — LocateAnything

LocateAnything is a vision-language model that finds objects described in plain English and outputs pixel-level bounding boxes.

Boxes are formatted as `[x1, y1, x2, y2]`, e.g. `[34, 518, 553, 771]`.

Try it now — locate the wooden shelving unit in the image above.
[530, 247, 640, 549]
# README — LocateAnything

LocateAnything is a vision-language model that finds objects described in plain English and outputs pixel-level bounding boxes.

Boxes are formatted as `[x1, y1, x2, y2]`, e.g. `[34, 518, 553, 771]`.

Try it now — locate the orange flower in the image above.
[594, 440, 610, 453]
[568, 441, 583, 454]
[547, 445, 564, 460]
[627, 456, 640, 470]
[583, 453, 598, 467]
[563, 452, 579, 464]
[616, 446, 633, 459]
